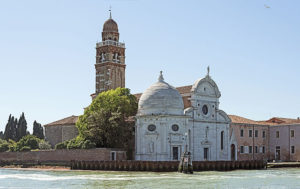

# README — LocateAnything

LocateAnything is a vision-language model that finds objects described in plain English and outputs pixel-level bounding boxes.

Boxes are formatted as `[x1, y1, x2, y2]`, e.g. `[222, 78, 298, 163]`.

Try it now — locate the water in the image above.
[0, 168, 299, 189]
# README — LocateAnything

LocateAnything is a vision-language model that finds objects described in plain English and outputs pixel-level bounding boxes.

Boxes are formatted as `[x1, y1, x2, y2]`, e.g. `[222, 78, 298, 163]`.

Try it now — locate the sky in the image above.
[0, 0, 299, 133]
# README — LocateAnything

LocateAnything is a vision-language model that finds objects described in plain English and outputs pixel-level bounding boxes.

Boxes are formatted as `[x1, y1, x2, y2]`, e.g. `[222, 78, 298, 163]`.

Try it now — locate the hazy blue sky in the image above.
[0, 0, 299, 132]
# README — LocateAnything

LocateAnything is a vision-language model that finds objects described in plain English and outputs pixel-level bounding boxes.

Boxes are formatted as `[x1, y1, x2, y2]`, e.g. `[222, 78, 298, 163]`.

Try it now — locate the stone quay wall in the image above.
[0, 148, 127, 167]
[71, 160, 266, 172]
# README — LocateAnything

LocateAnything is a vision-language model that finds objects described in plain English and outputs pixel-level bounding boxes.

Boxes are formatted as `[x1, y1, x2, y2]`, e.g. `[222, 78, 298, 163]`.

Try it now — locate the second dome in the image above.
[138, 72, 184, 116]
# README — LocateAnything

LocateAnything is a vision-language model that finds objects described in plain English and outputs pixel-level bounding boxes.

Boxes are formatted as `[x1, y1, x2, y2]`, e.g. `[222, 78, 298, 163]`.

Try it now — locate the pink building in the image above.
[230, 115, 269, 161]
[230, 116, 300, 162]
[269, 123, 300, 161]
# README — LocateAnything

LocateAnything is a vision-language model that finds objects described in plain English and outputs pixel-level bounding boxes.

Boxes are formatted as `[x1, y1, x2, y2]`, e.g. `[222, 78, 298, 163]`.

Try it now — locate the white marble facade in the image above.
[135, 71, 235, 161]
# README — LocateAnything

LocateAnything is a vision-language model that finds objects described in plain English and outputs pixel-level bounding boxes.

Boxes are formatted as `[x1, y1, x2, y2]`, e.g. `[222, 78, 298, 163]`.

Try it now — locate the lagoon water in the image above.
[0, 168, 299, 189]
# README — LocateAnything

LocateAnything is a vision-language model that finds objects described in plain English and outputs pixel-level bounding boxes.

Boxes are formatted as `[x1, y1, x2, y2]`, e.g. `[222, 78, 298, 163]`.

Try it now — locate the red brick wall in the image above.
[0, 148, 126, 162]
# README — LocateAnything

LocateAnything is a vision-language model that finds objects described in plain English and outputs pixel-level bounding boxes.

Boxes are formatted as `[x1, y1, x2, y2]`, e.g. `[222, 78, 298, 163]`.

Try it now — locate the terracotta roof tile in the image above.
[264, 117, 300, 124]
[134, 85, 192, 101]
[176, 85, 192, 94]
[229, 115, 269, 125]
[44, 115, 78, 127]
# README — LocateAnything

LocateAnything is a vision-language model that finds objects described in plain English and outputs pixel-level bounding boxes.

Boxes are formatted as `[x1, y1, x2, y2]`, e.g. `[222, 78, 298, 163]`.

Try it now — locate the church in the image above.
[135, 70, 234, 161]
[45, 11, 236, 161]
[45, 12, 300, 162]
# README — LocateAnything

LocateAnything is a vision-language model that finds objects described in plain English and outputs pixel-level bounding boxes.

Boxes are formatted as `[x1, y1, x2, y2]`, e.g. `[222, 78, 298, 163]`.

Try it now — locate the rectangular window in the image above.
[262, 146, 265, 154]
[255, 130, 258, 137]
[291, 130, 295, 138]
[255, 146, 258, 153]
[276, 131, 280, 138]
[249, 146, 253, 154]
[291, 146, 295, 154]
[244, 146, 249, 153]
[262, 131, 266, 138]
[249, 130, 253, 137]
[240, 129, 244, 137]
[111, 151, 116, 161]
[221, 131, 224, 150]
[240, 146, 244, 154]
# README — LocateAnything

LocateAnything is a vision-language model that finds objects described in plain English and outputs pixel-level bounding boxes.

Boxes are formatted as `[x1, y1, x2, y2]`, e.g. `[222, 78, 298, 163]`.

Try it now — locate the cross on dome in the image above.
[207, 66, 210, 76]
[158, 71, 164, 82]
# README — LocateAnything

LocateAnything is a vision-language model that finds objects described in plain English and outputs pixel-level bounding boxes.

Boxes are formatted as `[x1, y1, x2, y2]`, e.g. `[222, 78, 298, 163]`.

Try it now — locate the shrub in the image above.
[16, 135, 40, 151]
[20, 146, 31, 152]
[66, 138, 82, 149]
[55, 141, 68, 150]
[0, 139, 13, 152]
[8, 140, 16, 152]
[82, 140, 96, 149]
[39, 140, 51, 150]
[0, 142, 9, 152]
[54, 137, 96, 150]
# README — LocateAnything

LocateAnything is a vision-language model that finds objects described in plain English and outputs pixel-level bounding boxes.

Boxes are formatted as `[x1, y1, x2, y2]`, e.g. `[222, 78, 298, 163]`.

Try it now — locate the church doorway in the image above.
[204, 148, 209, 160]
[172, 146, 180, 160]
[231, 144, 236, 161]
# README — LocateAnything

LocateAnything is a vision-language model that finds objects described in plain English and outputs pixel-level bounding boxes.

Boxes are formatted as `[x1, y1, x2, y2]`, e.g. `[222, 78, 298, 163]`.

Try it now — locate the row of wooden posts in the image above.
[70, 160, 267, 172]
[0, 160, 266, 171]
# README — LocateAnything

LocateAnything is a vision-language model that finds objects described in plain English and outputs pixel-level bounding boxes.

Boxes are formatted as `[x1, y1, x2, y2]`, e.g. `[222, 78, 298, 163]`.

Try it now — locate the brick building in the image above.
[45, 12, 127, 146]
[229, 115, 269, 161]
[44, 115, 79, 147]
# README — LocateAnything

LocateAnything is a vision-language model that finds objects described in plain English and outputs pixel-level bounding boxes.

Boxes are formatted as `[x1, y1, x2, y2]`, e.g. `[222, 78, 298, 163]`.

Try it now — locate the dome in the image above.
[103, 18, 118, 33]
[138, 72, 184, 116]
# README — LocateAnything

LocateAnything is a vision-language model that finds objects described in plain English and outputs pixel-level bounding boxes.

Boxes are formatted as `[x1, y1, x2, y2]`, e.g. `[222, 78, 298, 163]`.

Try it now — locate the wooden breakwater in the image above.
[267, 162, 300, 168]
[70, 160, 267, 172]
[0, 160, 70, 168]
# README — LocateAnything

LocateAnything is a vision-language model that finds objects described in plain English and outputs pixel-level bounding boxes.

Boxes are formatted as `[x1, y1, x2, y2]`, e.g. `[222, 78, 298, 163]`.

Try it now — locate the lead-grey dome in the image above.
[138, 72, 184, 116]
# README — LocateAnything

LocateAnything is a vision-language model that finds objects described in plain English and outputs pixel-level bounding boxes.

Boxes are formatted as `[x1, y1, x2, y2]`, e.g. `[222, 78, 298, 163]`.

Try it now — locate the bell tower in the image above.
[95, 11, 126, 95]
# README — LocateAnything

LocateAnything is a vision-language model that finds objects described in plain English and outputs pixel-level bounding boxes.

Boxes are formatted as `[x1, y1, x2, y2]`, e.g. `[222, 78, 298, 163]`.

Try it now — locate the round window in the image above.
[202, 105, 208, 115]
[172, 124, 179, 131]
[148, 124, 156, 132]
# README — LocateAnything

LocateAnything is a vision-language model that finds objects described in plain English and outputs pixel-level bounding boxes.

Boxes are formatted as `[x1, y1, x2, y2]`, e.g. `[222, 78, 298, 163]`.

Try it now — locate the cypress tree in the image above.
[12, 118, 18, 141]
[0, 131, 4, 139]
[3, 114, 12, 140]
[33, 121, 44, 139]
[4, 115, 18, 141]
[16, 112, 28, 141]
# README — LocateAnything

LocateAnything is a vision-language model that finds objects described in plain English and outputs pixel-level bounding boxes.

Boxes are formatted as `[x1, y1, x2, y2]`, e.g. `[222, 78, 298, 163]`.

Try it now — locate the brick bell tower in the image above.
[95, 11, 126, 95]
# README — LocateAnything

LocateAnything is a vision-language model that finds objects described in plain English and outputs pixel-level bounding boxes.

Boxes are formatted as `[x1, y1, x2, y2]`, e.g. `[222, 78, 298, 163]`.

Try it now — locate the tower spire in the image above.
[109, 6, 112, 19]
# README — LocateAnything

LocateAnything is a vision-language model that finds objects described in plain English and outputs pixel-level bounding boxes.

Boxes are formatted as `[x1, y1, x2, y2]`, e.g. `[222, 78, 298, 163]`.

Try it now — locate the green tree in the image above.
[4, 115, 18, 141]
[16, 112, 28, 141]
[76, 88, 137, 148]
[33, 121, 44, 139]
[0, 131, 4, 140]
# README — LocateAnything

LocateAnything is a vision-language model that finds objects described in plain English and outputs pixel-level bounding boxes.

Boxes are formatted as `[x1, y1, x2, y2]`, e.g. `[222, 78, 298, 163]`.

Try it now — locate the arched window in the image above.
[202, 105, 208, 115]
[221, 131, 224, 150]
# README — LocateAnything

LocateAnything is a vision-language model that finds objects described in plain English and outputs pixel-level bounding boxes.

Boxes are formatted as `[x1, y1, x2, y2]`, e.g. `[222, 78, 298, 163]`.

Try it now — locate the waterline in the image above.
[0, 168, 299, 188]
